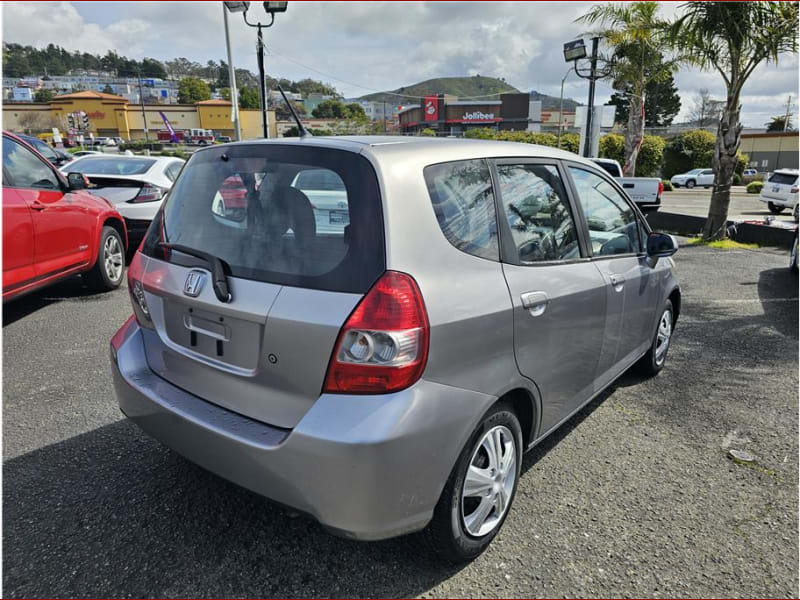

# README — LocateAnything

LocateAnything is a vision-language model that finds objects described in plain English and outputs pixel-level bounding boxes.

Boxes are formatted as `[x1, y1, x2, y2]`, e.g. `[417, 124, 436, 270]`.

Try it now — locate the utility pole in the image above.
[223, 3, 242, 141]
[582, 37, 599, 158]
[783, 94, 793, 132]
[138, 69, 149, 142]
[557, 66, 574, 149]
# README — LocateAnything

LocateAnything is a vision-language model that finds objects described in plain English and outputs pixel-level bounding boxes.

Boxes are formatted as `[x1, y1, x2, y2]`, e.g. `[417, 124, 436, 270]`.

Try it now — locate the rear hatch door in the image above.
[137, 143, 384, 429]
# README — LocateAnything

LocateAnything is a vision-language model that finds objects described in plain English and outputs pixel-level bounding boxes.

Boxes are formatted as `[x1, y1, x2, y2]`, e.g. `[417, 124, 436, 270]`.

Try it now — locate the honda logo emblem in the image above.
[183, 270, 206, 297]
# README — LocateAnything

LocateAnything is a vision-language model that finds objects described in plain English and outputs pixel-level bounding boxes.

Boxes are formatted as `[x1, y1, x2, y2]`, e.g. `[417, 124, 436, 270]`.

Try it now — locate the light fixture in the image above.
[263, 1, 288, 13]
[563, 39, 587, 62]
[224, 1, 250, 13]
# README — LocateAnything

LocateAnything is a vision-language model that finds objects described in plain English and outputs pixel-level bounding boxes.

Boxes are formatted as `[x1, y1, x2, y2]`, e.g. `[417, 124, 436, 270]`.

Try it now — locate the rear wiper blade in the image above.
[159, 242, 232, 303]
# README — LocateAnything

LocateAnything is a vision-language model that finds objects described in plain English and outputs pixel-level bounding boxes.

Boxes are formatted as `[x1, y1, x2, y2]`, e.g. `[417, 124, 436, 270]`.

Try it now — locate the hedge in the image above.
[746, 181, 764, 194]
[662, 129, 747, 179]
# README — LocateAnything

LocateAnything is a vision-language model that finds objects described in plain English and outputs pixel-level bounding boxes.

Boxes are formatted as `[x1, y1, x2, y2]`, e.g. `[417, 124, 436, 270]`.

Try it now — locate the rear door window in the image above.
[423, 159, 499, 261]
[495, 163, 580, 263]
[142, 144, 384, 293]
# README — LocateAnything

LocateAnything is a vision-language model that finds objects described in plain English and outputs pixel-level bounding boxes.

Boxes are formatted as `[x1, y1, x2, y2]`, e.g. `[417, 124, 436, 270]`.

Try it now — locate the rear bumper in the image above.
[110, 318, 495, 540]
[759, 194, 797, 207]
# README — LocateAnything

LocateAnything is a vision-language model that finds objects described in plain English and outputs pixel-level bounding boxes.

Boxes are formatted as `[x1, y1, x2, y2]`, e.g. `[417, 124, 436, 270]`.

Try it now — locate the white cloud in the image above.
[3, 1, 798, 127]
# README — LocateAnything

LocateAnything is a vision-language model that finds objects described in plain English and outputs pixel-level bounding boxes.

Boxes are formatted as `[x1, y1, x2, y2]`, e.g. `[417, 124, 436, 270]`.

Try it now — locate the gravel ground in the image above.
[3, 244, 798, 598]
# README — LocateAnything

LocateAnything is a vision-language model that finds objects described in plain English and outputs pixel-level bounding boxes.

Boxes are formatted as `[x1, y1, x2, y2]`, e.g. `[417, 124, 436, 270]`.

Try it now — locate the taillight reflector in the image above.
[323, 271, 429, 394]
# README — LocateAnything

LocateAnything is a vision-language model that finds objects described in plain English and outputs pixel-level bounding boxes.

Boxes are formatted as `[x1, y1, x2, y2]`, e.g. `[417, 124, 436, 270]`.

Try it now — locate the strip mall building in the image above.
[3, 91, 277, 139]
[398, 93, 575, 136]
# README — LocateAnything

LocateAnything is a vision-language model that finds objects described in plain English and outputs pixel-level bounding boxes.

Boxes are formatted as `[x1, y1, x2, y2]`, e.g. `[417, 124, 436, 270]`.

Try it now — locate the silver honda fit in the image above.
[110, 136, 680, 562]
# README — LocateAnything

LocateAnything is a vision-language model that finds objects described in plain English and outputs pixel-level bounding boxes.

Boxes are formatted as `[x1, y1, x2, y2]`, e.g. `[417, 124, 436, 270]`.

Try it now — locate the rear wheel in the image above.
[85, 226, 125, 292]
[685, 179, 695, 189]
[423, 403, 522, 563]
[636, 299, 674, 377]
[768, 202, 785, 214]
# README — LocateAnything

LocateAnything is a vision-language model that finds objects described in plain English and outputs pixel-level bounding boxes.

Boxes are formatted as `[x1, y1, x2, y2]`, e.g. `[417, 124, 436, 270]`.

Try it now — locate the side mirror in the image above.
[647, 231, 678, 265]
[66, 172, 89, 191]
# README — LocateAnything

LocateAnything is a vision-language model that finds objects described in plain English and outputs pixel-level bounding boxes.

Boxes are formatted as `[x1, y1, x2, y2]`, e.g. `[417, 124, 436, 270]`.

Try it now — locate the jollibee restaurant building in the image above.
[398, 93, 541, 136]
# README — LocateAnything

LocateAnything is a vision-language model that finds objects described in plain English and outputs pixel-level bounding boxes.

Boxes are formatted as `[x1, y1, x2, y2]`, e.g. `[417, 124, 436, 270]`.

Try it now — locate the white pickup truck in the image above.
[591, 158, 663, 213]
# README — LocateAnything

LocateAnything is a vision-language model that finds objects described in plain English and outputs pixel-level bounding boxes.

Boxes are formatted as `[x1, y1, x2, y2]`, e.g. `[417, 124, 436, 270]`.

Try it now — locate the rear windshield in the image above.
[141, 144, 385, 293]
[593, 160, 621, 178]
[768, 172, 798, 186]
[70, 157, 155, 175]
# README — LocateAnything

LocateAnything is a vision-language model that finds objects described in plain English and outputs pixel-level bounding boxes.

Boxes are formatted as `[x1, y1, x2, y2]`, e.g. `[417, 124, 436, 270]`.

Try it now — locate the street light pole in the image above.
[583, 36, 599, 158]
[557, 66, 574, 149]
[223, 3, 242, 141]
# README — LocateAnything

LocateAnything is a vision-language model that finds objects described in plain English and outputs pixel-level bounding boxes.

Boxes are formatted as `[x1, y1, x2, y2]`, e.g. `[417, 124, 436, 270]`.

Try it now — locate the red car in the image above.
[2, 131, 128, 302]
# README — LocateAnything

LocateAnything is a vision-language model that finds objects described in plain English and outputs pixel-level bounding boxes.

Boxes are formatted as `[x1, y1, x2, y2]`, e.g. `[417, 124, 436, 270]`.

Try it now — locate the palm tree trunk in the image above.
[703, 95, 742, 240]
[622, 95, 644, 176]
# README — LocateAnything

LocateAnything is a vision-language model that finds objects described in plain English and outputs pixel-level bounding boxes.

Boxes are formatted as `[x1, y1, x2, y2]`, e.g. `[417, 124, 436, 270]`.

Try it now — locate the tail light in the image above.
[791, 187, 798, 194]
[130, 184, 165, 203]
[127, 251, 153, 329]
[323, 271, 429, 394]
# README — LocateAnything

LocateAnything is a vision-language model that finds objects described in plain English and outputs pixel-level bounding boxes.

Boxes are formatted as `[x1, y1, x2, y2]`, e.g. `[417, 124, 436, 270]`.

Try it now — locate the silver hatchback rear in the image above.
[111, 136, 680, 563]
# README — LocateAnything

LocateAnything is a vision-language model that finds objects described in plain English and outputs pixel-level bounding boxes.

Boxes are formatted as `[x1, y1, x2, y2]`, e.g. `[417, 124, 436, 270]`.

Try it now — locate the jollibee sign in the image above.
[424, 95, 438, 121]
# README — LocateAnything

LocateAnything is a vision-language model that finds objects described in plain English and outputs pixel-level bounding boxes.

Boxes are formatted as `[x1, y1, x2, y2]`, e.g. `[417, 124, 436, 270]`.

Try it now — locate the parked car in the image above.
[759, 168, 799, 215]
[217, 136, 232, 143]
[743, 168, 758, 177]
[110, 137, 680, 563]
[71, 150, 104, 157]
[670, 168, 714, 189]
[60, 154, 185, 246]
[2, 131, 128, 301]
[16, 133, 73, 168]
[591, 157, 663, 212]
[91, 137, 117, 147]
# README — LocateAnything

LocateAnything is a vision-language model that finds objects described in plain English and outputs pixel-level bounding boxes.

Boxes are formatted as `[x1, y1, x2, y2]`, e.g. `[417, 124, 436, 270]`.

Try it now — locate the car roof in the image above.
[201, 135, 598, 169]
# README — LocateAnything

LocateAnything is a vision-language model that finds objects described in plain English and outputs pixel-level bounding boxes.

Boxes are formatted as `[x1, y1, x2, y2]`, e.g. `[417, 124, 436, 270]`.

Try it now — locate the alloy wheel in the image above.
[461, 425, 517, 537]
[655, 308, 673, 366]
[104, 235, 124, 283]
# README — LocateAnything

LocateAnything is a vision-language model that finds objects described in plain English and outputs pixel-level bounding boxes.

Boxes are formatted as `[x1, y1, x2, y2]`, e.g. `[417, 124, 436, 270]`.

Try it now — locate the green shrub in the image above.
[597, 134, 664, 177]
[419, 128, 437, 137]
[661, 179, 673, 192]
[599, 134, 624, 164]
[732, 173, 742, 185]
[735, 152, 748, 177]
[746, 181, 764, 194]
[282, 126, 333, 137]
[662, 129, 716, 179]
[558, 132, 580, 154]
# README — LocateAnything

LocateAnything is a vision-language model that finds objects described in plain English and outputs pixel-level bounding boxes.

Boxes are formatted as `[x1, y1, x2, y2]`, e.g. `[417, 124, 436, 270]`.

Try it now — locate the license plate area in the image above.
[329, 210, 349, 225]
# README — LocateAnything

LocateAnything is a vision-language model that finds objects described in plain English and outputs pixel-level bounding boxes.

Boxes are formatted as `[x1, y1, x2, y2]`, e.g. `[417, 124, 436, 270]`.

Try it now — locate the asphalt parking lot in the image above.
[3, 244, 798, 598]
[661, 187, 796, 223]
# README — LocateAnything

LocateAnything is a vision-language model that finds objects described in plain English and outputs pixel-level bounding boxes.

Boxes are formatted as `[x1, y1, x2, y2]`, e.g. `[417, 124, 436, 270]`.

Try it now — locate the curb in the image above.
[646, 211, 797, 249]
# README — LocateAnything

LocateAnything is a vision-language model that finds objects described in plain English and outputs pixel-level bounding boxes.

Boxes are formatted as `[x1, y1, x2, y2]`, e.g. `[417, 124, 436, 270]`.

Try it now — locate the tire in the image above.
[768, 202, 785, 214]
[636, 299, 674, 377]
[685, 179, 695, 189]
[85, 226, 125, 292]
[423, 402, 523, 564]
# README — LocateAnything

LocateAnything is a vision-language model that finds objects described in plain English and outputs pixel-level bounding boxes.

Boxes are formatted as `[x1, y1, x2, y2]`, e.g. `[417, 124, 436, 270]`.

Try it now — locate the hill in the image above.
[359, 76, 519, 104]
[358, 75, 580, 110]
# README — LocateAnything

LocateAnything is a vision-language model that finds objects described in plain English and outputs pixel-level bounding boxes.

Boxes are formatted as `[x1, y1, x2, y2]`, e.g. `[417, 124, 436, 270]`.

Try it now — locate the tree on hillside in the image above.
[177, 77, 211, 104]
[33, 88, 54, 103]
[766, 115, 794, 132]
[669, 1, 799, 239]
[274, 100, 307, 121]
[239, 86, 261, 109]
[102, 84, 114, 95]
[609, 73, 681, 127]
[688, 88, 724, 127]
[578, 1, 681, 176]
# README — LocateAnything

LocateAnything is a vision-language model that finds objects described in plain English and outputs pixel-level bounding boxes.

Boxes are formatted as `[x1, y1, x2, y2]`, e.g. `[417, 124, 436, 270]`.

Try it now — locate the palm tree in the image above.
[669, 1, 798, 240]
[578, 2, 679, 176]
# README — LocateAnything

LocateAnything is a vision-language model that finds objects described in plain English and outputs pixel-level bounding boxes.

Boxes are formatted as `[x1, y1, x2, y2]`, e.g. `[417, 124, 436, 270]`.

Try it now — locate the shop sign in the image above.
[463, 111, 495, 121]
[424, 96, 438, 121]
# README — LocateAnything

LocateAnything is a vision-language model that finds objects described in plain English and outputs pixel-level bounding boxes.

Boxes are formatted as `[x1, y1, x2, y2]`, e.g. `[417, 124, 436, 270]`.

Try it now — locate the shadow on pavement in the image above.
[2, 420, 463, 598]
[2, 276, 114, 328]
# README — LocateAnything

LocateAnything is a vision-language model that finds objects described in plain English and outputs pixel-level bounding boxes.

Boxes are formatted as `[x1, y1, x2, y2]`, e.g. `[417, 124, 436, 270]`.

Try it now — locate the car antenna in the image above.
[277, 84, 310, 138]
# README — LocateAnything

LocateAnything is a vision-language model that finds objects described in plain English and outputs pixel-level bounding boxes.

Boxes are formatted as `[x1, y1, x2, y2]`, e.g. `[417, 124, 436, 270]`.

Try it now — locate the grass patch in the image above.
[687, 237, 759, 250]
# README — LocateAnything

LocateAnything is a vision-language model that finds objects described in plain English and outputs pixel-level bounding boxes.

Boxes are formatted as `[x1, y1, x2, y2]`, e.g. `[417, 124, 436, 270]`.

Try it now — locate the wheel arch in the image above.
[495, 385, 539, 450]
[667, 286, 681, 326]
[102, 216, 128, 250]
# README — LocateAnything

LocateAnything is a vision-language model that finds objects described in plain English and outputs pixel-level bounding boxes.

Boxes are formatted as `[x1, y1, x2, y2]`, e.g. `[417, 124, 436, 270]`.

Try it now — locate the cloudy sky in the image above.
[3, 1, 798, 127]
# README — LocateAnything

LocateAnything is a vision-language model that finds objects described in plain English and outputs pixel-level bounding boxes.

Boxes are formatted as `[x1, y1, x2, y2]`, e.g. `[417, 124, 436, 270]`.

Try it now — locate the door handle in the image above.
[521, 291, 548, 317]
[610, 274, 625, 290]
[30, 201, 46, 211]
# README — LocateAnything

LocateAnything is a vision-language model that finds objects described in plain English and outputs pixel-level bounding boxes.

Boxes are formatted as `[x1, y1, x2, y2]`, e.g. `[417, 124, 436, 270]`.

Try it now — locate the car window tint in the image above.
[142, 144, 384, 294]
[423, 159, 499, 261]
[69, 157, 156, 175]
[768, 172, 798, 186]
[569, 167, 641, 256]
[3, 138, 60, 190]
[496, 163, 579, 263]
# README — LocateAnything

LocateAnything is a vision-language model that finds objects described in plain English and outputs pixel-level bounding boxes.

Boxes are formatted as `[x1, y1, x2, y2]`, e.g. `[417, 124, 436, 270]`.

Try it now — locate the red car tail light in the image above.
[130, 184, 165, 203]
[323, 271, 429, 394]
